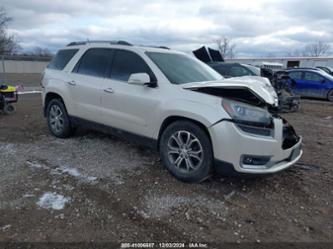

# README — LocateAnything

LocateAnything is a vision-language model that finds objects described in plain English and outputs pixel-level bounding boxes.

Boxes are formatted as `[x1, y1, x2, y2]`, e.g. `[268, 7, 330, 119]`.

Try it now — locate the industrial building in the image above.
[0, 55, 51, 87]
[227, 56, 333, 69]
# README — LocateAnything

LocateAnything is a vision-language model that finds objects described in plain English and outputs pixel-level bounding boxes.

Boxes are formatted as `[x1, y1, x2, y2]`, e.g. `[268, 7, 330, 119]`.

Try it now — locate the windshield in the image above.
[146, 52, 223, 84]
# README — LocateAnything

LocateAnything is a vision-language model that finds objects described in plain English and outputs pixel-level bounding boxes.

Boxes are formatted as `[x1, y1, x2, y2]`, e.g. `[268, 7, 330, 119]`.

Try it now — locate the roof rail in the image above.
[138, 45, 170, 50]
[67, 41, 86, 46]
[286, 67, 321, 70]
[66, 40, 132, 46]
[158, 46, 170, 50]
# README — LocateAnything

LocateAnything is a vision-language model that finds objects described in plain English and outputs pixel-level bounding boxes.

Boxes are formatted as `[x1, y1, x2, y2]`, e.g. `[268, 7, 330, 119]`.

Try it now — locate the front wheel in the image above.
[159, 121, 213, 182]
[327, 89, 333, 102]
[46, 98, 73, 138]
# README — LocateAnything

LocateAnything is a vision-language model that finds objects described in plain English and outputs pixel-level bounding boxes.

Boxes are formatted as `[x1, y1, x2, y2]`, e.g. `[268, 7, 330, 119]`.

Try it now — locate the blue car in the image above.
[285, 69, 333, 102]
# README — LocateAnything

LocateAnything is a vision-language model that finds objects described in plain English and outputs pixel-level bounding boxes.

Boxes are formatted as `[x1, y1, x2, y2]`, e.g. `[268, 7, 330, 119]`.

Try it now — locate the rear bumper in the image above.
[209, 117, 302, 175]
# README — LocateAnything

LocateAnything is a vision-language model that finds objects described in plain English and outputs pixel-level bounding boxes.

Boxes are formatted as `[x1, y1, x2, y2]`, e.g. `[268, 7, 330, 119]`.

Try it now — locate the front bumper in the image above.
[209, 117, 302, 174]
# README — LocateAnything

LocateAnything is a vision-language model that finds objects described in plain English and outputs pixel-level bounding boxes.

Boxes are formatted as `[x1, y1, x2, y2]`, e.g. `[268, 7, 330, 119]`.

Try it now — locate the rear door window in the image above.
[47, 49, 78, 70]
[289, 71, 303, 80]
[74, 48, 113, 78]
[110, 50, 156, 82]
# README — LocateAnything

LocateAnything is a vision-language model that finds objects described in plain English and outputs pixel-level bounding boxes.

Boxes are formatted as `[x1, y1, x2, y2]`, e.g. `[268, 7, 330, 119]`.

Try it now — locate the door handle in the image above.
[104, 88, 114, 93]
[66, 80, 76, 86]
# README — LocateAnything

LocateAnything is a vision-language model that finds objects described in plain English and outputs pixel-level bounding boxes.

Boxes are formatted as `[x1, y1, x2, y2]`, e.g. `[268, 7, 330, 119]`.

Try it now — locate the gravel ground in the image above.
[0, 94, 332, 244]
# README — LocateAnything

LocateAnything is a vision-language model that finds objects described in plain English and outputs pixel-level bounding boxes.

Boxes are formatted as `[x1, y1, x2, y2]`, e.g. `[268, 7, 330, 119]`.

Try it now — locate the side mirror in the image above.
[128, 73, 150, 85]
[321, 79, 326, 83]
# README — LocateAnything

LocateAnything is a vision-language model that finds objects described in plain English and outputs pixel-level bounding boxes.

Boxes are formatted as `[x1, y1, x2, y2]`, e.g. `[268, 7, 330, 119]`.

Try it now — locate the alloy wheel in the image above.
[167, 130, 204, 173]
[49, 105, 65, 134]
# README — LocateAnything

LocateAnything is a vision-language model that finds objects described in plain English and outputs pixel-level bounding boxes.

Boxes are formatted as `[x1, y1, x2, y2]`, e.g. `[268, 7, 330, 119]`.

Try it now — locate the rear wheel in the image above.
[46, 98, 73, 138]
[159, 121, 213, 182]
[328, 89, 333, 102]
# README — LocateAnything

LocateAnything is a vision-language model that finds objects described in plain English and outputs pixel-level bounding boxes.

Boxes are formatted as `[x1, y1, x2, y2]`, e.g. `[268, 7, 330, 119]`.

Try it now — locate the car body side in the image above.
[286, 69, 333, 99]
[42, 45, 227, 144]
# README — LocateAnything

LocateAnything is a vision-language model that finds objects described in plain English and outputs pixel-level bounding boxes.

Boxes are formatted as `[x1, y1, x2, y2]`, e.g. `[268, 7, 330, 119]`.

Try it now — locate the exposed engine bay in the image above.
[192, 87, 265, 107]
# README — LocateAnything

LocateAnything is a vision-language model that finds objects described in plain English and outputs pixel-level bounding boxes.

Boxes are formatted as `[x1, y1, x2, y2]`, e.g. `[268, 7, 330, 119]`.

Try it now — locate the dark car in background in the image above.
[285, 68, 333, 101]
[316, 66, 333, 76]
[192, 47, 275, 79]
[208, 62, 259, 78]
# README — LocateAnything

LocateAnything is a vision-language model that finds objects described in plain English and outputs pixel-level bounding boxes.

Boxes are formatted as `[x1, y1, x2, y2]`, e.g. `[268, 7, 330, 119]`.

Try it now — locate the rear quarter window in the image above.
[47, 49, 78, 70]
[304, 72, 324, 81]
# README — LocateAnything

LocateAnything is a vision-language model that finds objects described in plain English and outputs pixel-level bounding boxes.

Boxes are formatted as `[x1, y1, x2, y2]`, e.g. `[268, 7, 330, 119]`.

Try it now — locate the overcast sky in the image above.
[3, 0, 333, 57]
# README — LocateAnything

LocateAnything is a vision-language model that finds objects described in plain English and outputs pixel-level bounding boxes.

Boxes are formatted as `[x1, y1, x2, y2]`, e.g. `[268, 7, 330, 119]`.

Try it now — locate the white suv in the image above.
[42, 41, 302, 182]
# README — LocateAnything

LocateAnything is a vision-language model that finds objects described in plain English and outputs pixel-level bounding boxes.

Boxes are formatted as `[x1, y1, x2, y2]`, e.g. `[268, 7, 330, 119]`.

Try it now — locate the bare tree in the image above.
[304, 41, 330, 57]
[29, 47, 53, 57]
[216, 37, 236, 59]
[0, 6, 20, 54]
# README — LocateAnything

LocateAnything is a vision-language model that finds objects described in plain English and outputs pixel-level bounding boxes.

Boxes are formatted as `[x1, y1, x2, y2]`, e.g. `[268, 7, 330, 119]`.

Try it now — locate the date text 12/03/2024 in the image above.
[120, 242, 208, 248]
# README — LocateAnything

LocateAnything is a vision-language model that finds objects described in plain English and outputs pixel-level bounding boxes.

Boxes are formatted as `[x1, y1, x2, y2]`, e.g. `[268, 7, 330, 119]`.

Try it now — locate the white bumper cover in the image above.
[209, 118, 302, 174]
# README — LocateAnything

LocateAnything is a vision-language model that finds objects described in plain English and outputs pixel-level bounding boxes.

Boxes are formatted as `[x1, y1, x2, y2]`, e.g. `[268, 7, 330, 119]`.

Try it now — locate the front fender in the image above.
[151, 97, 226, 138]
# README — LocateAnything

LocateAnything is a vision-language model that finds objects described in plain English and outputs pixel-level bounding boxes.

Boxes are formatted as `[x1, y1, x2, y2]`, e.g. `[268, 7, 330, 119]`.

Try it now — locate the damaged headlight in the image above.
[222, 99, 272, 126]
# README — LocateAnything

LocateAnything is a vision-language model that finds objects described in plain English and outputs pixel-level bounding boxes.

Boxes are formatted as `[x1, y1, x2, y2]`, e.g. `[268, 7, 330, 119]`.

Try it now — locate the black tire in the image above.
[159, 120, 213, 183]
[46, 98, 73, 138]
[327, 89, 333, 102]
[3, 104, 15, 115]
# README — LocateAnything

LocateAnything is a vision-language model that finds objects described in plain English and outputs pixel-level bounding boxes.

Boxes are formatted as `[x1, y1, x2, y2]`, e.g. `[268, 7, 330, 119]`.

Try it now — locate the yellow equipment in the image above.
[0, 84, 18, 114]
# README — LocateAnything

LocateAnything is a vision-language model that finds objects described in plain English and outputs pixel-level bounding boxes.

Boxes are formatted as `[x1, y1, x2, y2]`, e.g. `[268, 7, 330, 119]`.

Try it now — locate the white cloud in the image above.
[2, 0, 333, 56]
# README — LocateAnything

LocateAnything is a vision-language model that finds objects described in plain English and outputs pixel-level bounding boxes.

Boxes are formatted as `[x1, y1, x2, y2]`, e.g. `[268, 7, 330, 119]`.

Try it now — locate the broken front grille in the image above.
[282, 121, 299, 149]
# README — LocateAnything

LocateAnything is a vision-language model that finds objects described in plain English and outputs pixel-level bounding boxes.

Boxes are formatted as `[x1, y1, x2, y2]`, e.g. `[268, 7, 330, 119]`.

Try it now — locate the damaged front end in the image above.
[183, 78, 302, 174]
[183, 79, 296, 138]
[183, 76, 279, 108]
[183, 77, 280, 127]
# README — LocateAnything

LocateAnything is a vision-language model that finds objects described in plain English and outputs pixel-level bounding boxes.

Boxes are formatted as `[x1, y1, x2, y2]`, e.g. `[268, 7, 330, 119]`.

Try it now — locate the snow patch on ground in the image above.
[26, 160, 49, 170]
[56, 166, 81, 177]
[0, 224, 11, 231]
[37, 192, 70, 210]
[26, 159, 97, 184]
[52, 165, 98, 183]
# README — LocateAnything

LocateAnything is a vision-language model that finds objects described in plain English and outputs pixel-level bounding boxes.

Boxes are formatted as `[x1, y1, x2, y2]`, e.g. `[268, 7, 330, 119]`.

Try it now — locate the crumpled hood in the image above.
[182, 76, 278, 106]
